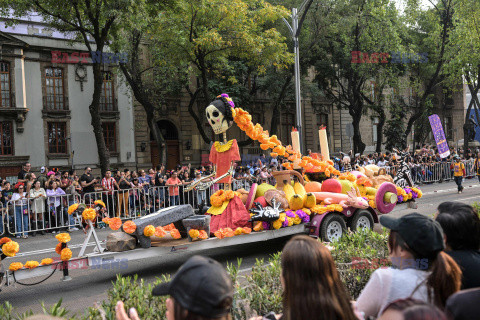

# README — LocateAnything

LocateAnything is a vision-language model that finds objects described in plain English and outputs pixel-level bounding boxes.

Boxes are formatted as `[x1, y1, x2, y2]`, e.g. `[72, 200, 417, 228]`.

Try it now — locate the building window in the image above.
[48, 122, 67, 154]
[282, 112, 295, 145]
[317, 113, 328, 127]
[0, 62, 11, 108]
[0, 121, 13, 155]
[45, 67, 65, 110]
[100, 72, 115, 111]
[102, 122, 117, 152]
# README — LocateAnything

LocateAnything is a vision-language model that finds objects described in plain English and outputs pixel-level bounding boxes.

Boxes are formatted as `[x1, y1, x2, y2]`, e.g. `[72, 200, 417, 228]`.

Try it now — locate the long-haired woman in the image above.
[251, 235, 357, 320]
[356, 213, 461, 318]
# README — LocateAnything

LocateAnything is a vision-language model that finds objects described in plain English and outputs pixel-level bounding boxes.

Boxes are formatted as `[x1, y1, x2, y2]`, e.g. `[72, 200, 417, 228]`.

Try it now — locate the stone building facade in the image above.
[0, 17, 136, 180]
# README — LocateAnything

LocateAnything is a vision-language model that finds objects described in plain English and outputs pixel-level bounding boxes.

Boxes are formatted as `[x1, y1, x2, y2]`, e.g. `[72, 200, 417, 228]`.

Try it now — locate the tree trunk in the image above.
[90, 63, 109, 176]
[352, 115, 366, 154]
[148, 116, 167, 165]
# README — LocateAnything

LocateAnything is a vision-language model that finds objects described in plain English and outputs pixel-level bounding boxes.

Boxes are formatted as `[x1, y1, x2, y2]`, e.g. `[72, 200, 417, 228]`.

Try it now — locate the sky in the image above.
[394, 0, 435, 11]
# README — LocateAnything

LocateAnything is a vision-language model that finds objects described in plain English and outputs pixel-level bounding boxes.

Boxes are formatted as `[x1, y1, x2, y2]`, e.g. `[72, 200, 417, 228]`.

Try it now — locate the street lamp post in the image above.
[282, 0, 314, 155]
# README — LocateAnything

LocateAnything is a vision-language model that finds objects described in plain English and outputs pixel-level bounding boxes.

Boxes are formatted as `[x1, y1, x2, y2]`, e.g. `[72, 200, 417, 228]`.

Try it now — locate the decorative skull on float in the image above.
[204, 94, 241, 188]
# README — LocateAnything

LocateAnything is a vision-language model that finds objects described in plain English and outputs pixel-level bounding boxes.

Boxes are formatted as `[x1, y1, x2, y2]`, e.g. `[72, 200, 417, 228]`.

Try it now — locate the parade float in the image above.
[0, 93, 421, 288]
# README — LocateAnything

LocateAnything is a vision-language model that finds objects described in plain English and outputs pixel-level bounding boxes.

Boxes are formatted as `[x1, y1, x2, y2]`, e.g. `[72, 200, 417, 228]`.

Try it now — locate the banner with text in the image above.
[428, 114, 450, 158]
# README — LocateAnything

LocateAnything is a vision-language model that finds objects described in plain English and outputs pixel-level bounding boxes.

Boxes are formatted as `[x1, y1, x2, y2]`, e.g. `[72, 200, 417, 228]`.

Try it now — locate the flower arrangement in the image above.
[68, 203, 79, 215]
[155, 226, 166, 238]
[9, 262, 23, 271]
[55, 243, 63, 255]
[189, 229, 200, 239]
[41, 258, 54, 265]
[311, 204, 344, 215]
[143, 225, 155, 237]
[94, 200, 106, 208]
[82, 208, 97, 221]
[170, 228, 181, 239]
[2, 240, 19, 257]
[123, 220, 137, 234]
[55, 233, 71, 243]
[24, 261, 40, 269]
[60, 248, 72, 261]
[0, 237, 12, 245]
[214, 228, 235, 239]
[109, 217, 122, 231]
[198, 230, 209, 239]
[395, 186, 422, 203]
[234, 227, 252, 235]
[163, 223, 175, 232]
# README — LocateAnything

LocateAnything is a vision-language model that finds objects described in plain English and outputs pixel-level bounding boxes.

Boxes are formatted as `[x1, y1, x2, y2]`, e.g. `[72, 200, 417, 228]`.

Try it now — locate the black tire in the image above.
[349, 209, 374, 232]
[320, 213, 347, 242]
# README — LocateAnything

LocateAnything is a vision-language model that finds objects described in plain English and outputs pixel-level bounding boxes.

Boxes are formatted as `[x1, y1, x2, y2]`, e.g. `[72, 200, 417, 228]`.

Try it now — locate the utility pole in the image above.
[282, 0, 314, 155]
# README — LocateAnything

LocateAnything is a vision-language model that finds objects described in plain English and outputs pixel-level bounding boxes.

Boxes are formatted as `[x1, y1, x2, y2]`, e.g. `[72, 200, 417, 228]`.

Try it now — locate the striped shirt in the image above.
[101, 177, 116, 194]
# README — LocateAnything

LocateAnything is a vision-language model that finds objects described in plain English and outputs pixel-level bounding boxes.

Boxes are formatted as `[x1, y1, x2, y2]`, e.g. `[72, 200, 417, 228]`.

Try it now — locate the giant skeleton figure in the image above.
[185, 94, 239, 192]
[393, 147, 415, 188]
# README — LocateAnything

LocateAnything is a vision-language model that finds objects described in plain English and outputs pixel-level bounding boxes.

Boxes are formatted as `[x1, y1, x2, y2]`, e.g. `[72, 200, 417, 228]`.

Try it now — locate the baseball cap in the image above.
[380, 213, 444, 259]
[152, 256, 233, 318]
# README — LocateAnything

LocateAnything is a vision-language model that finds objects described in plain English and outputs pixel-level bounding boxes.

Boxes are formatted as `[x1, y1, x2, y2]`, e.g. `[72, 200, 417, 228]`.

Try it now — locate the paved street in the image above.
[1, 179, 479, 316]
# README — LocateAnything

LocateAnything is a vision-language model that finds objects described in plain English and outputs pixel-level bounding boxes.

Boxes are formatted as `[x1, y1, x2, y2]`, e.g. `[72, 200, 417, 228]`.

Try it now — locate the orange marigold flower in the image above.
[94, 200, 106, 208]
[242, 227, 252, 234]
[234, 227, 243, 236]
[55, 243, 63, 255]
[25, 260, 40, 269]
[144, 225, 155, 237]
[170, 228, 181, 239]
[224, 190, 235, 200]
[2, 241, 19, 257]
[222, 228, 235, 238]
[41, 258, 54, 265]
[9, 262, 23, 271]
[189, 229, 200, 239]
[82, 208, 96, 221]
[60, 248, 72, 261]
[55, 233, 71, 243]
[109, 217, 122, 231]
[163, 223, 175, 232]
[155, 226, 166, 238]
[102, 217, 111, 224]
[198, 230, 208, 240]
[68, 203, 79, 215]
[123, 220, 137, 234]
[214, 230, 225, 239]
[0, 237, 12, 245]
[253, 221, 263, 232]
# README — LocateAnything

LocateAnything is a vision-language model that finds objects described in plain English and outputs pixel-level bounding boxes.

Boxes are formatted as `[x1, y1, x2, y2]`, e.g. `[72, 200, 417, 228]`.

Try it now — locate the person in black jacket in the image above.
[436, 202, 480, 289]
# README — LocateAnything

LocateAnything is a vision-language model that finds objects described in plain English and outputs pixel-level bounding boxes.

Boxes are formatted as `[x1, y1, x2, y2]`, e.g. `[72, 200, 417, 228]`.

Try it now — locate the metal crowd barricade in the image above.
[0, 202, 5, 236]
[7, 193, 81, 236]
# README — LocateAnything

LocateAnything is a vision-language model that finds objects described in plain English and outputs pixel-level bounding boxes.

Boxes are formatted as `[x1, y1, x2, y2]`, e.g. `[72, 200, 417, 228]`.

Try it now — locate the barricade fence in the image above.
[2, 160, 477, 236]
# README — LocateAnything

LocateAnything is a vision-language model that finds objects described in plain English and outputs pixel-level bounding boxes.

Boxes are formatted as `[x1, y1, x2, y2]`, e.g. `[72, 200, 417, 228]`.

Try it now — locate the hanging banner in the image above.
[428, 114, 450, 158]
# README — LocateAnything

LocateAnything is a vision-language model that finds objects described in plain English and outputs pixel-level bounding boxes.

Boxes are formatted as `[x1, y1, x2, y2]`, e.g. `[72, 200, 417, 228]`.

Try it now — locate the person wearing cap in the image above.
[356, 213, 462, 318]
[451, 156, 465, 193]
[115, 255, 233, 320]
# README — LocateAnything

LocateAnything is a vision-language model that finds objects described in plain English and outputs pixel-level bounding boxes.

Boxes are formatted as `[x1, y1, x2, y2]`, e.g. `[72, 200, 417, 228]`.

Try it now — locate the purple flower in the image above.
[412, 192, 418, 199]
[262, 221, 270, 230]
[282, 218, 289, 228]
[397, 195, 404, 203]
[285, 210, 295, 218]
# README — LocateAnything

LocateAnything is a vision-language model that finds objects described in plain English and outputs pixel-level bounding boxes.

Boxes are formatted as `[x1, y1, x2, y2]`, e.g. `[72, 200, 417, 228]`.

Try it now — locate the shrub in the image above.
[470, 202, 480, 218]
[330, 227, 390, 299]
[84, 274, 169, 320]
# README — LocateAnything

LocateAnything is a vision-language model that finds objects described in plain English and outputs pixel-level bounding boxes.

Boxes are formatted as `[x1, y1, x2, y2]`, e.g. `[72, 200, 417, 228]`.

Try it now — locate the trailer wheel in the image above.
[350, 209, 374, 231]
[320, 213, 347, 242]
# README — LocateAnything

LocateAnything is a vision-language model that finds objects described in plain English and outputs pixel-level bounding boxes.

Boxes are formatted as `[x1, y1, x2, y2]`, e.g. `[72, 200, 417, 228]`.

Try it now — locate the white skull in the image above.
[206, 104, 232, 134]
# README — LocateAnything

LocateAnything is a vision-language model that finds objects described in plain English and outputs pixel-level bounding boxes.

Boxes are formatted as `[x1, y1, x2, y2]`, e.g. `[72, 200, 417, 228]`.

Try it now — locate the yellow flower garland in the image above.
[25, 261, 40, 269]
[55, 233, 71, 243]
[9, 262, 23, 271]
[41, 258, 54, 265]
[2, 241, 19, 257]
[144, 225, 155, 237]
[82, 208, 96, 221]
[60, 248, 72, 261]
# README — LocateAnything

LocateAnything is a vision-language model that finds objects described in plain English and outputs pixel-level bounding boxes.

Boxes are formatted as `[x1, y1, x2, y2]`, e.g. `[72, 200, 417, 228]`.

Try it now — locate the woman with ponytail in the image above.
[356, 213, 461, 318]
